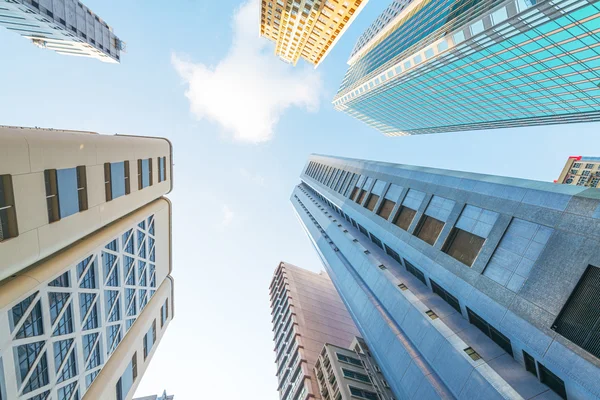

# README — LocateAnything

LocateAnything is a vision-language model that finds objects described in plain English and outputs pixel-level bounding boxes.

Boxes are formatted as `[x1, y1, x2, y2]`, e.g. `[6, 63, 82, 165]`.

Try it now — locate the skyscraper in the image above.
[259, 0, 368, 67]
[292, 154, 600, 400]
[0, 0, 124, 63]
[556, 156, 600, 188]
[333, 0, 600, 136]
[269, 262, 360, 400]
[0, 126, 174, 400]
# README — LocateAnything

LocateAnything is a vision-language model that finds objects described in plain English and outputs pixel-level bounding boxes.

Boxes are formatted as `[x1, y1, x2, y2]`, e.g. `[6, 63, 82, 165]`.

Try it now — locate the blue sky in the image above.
[1, 0, 600, 398]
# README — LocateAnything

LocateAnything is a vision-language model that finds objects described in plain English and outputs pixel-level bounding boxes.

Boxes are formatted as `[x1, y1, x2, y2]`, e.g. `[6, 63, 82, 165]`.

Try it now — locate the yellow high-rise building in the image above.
[260, 0, 368, 67]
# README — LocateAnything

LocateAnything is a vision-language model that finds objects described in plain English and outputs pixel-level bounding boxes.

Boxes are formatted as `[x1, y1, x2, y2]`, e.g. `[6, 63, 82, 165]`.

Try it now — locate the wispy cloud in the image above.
[219, 205, 235, 230]
[239, 168, 265, 186]
[172, 0, 323, 143]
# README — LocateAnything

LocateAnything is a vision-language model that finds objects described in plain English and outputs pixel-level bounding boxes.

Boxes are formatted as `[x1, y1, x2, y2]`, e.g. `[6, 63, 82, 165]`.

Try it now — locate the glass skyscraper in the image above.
[292, 154, 600, 400]
[333, 0, 600, 136]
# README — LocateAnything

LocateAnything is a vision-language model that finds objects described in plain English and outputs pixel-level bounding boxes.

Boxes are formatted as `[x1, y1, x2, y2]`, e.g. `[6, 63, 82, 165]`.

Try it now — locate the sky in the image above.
[1, 0, 600, 399]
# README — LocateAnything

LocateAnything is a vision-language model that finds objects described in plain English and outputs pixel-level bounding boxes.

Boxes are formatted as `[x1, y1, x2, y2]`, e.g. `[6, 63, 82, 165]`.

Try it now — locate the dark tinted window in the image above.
[0, 174, 18, 241]
[443, 228, 485, 266]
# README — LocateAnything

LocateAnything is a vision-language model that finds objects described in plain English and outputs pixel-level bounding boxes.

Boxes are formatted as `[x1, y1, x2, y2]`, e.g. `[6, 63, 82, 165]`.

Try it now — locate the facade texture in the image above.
[291, 154, 600, 400]
[556, 156, 600, 188]
[259, 0, 367, 67]
[333, 0, 600, 136]
[0, 0, 124, 63]
[0, 127, 174, 400]
[270, 262, 359, 400]
[314, 337, 395, 400]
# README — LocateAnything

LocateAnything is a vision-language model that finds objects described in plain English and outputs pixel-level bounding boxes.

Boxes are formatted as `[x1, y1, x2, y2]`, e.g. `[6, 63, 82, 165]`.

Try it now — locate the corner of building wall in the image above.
[166, 275, 175, 320]
[158, 196, 173, 277]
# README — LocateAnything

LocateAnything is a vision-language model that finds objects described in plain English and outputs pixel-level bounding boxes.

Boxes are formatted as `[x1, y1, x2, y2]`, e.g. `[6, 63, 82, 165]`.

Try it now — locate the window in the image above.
[158, 156, 167, 182]
[104, 162, 130, 201]
[405, 260, 427, 285]
[342, 368, 370, 383]
[336, 353, 362, 366]
[143, 320, 157, 360]
[365, 193, 379, 211]
[349, 386, 378, 400]
[377, 199, 395, 220]
[523, 351, 537, 377]
[467, 308, 513, 356]
[430, 280, 461, 313]
[45, 167, 88, 222]
[356, 189, 367, 204]
[538, 363, 567, 399]
[350, 186, 359, 200]
[161, 299, 169, 328]
[552, 265, 600, 358]
[116, 353, 137, 400]
[0, 174, 18, 241]
[393, 206, 416, 231]
[138, 159, 153, 189]
[414, 215, 444, 245]
[370, 233, 383, 249]
[442, 228, 485, 266]
[384, 244, 402, 264]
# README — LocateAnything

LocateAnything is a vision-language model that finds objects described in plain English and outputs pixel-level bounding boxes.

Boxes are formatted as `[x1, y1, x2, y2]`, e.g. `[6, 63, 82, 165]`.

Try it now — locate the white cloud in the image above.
[172, 0, 323, 143]
[239, 168, 265, 186]
[219, 205, 235, 230]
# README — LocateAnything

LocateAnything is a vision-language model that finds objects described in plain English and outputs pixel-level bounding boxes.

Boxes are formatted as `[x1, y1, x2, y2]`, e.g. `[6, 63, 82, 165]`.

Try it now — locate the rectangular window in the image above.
[405, 260, 427, 285]
[377, 199, 395, 220]
[336, 353, 362, 366]
[0, 175, 18, 241]
[138, 158, 153, 189]
[144, 319, 157, 360]
[393, 206, 416, 231]
[415, 215, 444, 245]
[538, 363, 567, 399]
[358, 225, 368, 237]
[161, 299, 169, 328]
[370, 233, 383, 249]
[356, 189, 367, 205]
[116, 353, 137, 400]
[430, 280, 461, 313]
[442, 228, 485, 266]
[552, 265, 600, 359]
[523, 351, 537, 377]
[365, 194, 379, 211]
[350, 186, 359, 200]
[158, 156, 167, 183]
[384, 244, 402, 264]
[349, 386, 378, 400]
[105, 162, 130, 201]
[45, 166, 88, 222]
[467, 308, 513, 356]
[342, 368, 370, 383]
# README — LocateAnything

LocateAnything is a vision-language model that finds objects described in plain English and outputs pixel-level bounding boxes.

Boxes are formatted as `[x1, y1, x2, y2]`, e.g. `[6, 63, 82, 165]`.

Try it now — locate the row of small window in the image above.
[304, 185, 569, 399]
[116, 298, 169, 400]
[305, 162, 487, 268]
[0, 157, 167, 242]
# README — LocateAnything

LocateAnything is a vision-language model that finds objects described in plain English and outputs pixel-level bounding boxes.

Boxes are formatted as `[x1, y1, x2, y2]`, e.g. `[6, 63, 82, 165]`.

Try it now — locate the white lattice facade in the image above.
[0, 213, 162, 400]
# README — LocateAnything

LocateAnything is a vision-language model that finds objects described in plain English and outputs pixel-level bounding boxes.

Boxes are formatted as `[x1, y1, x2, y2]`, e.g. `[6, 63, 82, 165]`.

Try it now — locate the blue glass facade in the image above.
[335, 0, 600, 135]
[292, 155, 600, 400]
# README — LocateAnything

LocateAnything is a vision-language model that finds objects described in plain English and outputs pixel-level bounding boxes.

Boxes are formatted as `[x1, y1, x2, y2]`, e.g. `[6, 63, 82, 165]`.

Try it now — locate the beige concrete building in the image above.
[314, 337, 395, 400]
[269, 262, 359, 400]
[0, 126, 173, 281]
[259, 0, 368, 67]
[555, 156, 600, 188]
[0, 126, 174, 400]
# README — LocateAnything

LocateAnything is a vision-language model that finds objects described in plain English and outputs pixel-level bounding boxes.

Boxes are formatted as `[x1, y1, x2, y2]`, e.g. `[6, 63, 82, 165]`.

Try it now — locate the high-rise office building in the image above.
[314, 337, 395, 400]
[0, 126, 174, 400]
[556, 156, 600, 188]
[0, 0, 124, 63]
[269, 262, 360, 400]
[259, 0, 368, 67]
[133, 390, 174, 400]
[292, 154, 600, 400]
[333, 0, 600, 136]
